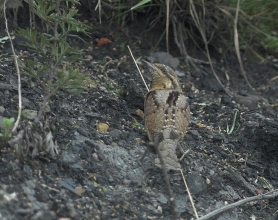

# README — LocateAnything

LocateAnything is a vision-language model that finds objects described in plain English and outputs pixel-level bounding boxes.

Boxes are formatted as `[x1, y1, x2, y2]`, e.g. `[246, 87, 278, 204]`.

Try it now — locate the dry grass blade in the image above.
[130, 0, 151, 10]
[95, 0, 102, 24]
[127, 45, 149, 91]
[233, 0, 268, 104]
[234, 0, 252, 93]
[271, 75, 278, 81]
[166, 0, 169, 54]
[189, 0, 233, 97]
[180, 169, 199, 219]
[172, 16, 206, 69]
[3, 0, 22, 133]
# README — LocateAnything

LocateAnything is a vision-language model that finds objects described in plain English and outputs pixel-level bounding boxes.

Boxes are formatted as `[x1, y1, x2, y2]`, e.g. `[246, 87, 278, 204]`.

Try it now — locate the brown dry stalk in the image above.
[127, 45, 149, 91]
[233, 0, 253, 94]
[197, 189, 278, 220]
[3, 0, 22, 132]
[95, 0, 102, 24]
[166, 0, 170, 54]
[189, 0, 233, 97]
[180, 169, 199, 219]
[233, 0, 268, 104]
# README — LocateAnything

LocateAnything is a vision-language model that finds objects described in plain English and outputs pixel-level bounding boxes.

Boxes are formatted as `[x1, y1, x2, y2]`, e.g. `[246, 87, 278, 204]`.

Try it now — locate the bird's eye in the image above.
[161, 68, 168, 75]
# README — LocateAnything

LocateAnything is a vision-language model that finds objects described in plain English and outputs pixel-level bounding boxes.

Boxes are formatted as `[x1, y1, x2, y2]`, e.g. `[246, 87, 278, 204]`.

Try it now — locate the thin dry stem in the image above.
[271, 75, 278, 81]
[233, 0, 268, 104]
[197, 189, 278, 220]
[180, 169, 199, 219]
[189, 0, 233, 97]
[3, 0, 22, 133]
[166, 0, 169, 54]
[127, 45, 149, 92]
[234, 0, 252, 93]
[95, 0, 102, 24]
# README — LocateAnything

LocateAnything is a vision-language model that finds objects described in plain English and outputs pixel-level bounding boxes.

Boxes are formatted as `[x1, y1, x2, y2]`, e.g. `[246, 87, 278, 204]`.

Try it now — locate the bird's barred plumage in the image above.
[143, 62, 190, 170]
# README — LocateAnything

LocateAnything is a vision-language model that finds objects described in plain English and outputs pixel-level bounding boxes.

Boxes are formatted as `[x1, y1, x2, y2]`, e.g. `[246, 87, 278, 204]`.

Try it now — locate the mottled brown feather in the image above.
[143, 62, 190, 170]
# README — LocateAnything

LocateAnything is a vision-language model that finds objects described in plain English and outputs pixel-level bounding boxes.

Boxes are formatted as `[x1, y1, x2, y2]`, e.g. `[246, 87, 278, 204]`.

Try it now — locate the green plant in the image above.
[229, 0, 278, 53]
[5, 0, 93, 158]
[131, 117, 141, 129]
[226, 110, 240, 135]
[130, 0, 151, 10]
[0, 117, 14, 142]
[119, 42, 125, 52]
[18, 0, 91, 122]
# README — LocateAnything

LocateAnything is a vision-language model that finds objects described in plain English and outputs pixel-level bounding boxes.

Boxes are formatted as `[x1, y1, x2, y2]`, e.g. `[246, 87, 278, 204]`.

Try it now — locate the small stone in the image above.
[22, 109, 38, 120]
[221, 95, 232, 105]
[156, 194, 168, 204]
[0, 106, 5, 114]
[134, 138, 142, 143]
[188, 130, 201, 139]
[86, 55, 93, 61]
[109, 129, 121, 140]
[13, 96, 31, 108]
[76, 127, 89, 137]
[187, 173, 207, 195]
[92, 153, 98, 161]
[206, 177, 211, 185]
[174, 70, 185, 77]
[146, 52, 180, 69]
[0, 116, 8, 129]
[157, 205, 162, 213]
[96, 123, 109, 132]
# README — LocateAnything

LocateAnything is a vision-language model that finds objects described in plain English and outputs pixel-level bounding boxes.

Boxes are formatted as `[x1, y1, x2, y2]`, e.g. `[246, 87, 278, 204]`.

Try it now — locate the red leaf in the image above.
[97, 38, 112, 47]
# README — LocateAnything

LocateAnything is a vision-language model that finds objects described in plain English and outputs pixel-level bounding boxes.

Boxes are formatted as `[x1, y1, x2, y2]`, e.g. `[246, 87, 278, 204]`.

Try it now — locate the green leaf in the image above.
[3, 117, 14, 129]
[131, 0, 151, 10]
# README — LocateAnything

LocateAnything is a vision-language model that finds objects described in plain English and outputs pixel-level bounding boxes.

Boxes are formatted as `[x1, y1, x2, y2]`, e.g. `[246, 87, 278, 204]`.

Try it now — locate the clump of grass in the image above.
[229, 0, 278, 54]
[5, 0, 92, 158]
[105, 0, 278, 62]
[0, 118, 14, 146]
[226, 109, 240, 135]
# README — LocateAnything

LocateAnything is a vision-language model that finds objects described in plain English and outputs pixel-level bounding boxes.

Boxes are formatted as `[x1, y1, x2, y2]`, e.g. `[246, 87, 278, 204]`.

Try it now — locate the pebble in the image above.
[146, 51, 180, 70]
[109, 129, 121, 140]
[76, 127, 89, 137]
[96, 123, 109, 132]
[187, 173, 207, 195]
[0, 106, 5, 114]
[22, 109, 37, 120]
[188, 130, 202, 139]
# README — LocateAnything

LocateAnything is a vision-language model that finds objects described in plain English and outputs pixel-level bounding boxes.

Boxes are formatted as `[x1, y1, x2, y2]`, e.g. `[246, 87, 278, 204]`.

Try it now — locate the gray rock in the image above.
[146, 52, 180, 70]
[76, 127, 89, 137]
[22, 109, 38, 120]
[31, 211, 56, 220]
[13, 96, 31, 108]
[109, 129, 122, 141]
[188, 130, 202, 139]
[187, 173, 207, 195]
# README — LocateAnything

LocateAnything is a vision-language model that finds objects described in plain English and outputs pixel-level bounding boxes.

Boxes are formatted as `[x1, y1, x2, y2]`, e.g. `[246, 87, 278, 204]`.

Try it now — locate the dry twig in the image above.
[3, 0, 22, 132]
[165, 0, 170, 54]
[189, 0, 233, 97]
[197, 189, 278, 220]
[180, 169, 199, 219]
[127, 45, 149, 91]
[233, 0, 268, 104]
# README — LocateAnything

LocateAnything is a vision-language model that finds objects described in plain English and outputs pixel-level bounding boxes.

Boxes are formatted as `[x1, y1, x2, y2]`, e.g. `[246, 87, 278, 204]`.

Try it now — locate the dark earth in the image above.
[0, 3, 278, 220]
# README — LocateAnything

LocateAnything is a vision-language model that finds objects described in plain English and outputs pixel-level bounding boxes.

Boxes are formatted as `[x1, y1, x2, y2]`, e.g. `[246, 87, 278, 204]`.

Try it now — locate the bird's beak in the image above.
[143, 60, 162, 77]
